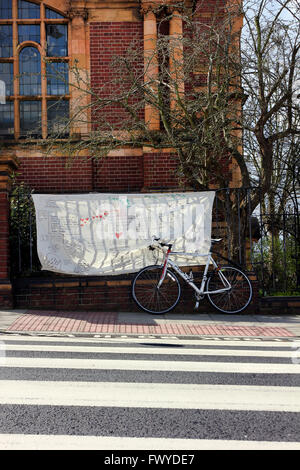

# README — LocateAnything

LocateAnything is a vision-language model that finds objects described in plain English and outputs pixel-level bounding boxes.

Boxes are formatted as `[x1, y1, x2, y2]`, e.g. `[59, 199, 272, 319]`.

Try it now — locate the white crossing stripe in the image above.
[3, 343, 296, 357]
[2, 356, 300, 374]
[1, 333, 299, 449]
[0, 434, 299, 450]
[0, 380, 299, 412]
[0, 334, 294, 347]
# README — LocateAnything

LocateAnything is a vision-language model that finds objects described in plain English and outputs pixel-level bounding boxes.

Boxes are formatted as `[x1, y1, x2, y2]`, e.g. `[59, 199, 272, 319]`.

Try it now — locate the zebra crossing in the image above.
[0, 333, 300, 450]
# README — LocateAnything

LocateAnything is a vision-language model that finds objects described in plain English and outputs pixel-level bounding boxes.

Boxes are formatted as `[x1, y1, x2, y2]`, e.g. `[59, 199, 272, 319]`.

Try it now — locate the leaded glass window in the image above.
[18, 24, 40, 44]
[20, 100, 41, 136]
[0, 0, 12, 19]
[46, 62, 69, 95]
[0, 102, 14, 137]
[0, 1, 69, 139]
[0, 25, 13, 57]
[0, 62, 13, 95]
[19, 47, 41, 95]
[45, 7, 64, 19]
[46, 24, 68, 57]
[18, 0, 40, 19]
[47, 99, 69, 136]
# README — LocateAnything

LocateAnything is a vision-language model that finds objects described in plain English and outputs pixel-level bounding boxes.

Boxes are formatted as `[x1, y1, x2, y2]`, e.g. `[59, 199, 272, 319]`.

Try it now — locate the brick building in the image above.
[0, 0, 245, 310]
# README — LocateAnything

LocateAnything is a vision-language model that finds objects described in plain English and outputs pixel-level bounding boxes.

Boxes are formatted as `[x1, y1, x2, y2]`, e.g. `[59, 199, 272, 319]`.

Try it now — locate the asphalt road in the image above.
[0, 333, 299, 450]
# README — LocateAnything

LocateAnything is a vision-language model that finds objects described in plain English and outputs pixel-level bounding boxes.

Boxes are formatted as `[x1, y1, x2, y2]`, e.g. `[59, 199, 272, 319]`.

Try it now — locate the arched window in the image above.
[0, 0, 69, 139]
[19, 46, 41, 95]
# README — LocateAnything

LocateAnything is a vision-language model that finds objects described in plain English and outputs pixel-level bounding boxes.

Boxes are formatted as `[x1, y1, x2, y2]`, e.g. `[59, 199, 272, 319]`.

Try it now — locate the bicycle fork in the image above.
[157, 247, 171, 289]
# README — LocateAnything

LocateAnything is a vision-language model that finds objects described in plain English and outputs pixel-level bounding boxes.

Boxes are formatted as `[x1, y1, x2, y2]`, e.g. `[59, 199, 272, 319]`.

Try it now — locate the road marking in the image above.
[2, 356, 300, 373]
[0, 380, 300, 412]
[3, 343, 295, 357]
[0, 434, 299, 450]
[0, 334, 294, 347]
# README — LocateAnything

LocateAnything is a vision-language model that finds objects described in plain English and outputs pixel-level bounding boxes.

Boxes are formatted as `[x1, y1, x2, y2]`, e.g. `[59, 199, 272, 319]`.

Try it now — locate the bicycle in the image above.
[132, 237, 253, 314]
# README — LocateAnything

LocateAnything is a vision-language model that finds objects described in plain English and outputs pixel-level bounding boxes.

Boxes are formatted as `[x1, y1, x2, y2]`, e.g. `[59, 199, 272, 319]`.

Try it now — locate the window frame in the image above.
[0, 0, 70, 140]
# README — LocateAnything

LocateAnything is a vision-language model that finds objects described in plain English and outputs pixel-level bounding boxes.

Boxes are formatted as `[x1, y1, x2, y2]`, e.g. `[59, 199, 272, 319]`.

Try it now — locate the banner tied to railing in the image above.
[32, 192, 215, 275]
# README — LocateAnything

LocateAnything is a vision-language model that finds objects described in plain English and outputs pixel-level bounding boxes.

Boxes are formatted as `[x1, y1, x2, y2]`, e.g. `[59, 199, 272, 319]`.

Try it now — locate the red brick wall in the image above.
[90, 22, 144, 127]
[15, 152, 182, 193]
[195, 0, 226, 16]
[94, 155, 144, 192]
[12, 273, 260, 314]
[143, 152, 180, 189]
[16, 157, 94, 193]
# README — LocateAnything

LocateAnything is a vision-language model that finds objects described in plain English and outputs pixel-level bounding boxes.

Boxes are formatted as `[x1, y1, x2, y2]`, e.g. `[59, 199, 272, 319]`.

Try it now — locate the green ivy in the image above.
[252, 236, 299, 296]
[10, 182, 41, 277]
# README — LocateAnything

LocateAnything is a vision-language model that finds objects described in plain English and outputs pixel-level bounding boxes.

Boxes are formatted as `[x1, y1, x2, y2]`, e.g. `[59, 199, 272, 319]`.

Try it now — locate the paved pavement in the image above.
[0, 308, 300, 338]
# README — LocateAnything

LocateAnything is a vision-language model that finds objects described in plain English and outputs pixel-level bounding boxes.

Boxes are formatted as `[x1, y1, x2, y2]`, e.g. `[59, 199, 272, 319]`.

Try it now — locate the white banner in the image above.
[32, 192, 215, 275]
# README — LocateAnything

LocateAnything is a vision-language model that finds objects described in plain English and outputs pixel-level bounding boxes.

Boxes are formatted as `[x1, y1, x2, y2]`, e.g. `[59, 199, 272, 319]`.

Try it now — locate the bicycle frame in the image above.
[157, 248, 232, 295]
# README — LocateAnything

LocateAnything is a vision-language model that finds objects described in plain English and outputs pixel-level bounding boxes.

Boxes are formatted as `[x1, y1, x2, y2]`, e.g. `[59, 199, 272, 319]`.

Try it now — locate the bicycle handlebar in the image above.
[149, 237, 173, 251]
[149, 237, 223, 251]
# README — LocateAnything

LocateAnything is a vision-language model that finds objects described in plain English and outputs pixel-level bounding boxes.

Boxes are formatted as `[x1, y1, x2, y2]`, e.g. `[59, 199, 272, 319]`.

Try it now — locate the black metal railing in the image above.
[9, 183, 40, 277]
[212, 187, 299, 296]
[252, 211, 300, 296]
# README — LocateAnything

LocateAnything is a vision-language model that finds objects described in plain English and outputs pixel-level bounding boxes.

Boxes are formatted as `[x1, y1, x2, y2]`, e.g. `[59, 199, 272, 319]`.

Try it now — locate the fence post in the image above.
[0, 154, 19, 307]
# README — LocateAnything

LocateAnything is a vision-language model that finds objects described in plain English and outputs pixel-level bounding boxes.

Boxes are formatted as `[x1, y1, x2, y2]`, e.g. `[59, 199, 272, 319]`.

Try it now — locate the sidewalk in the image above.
[1, 308, 300, 339]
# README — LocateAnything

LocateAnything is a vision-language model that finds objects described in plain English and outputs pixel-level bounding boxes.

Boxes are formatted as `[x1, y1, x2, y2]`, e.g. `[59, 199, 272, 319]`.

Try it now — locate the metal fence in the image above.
[9, 184, 300, 296]
[252, 211, 300, 296]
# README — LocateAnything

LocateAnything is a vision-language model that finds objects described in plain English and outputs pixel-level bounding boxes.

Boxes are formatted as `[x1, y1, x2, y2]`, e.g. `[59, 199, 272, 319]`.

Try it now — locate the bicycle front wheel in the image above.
[132, 265, 181, 314]
[206, 266, 252, 314]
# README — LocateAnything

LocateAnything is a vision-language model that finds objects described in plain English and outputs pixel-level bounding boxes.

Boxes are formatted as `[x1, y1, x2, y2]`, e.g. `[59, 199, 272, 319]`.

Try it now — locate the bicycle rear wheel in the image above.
[206, 266, 252, 314]
[132, 265, 181, 314]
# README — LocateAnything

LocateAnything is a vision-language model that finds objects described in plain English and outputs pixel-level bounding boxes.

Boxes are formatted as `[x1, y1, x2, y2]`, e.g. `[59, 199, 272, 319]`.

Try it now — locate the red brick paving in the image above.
[5, 311, 294, 337]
